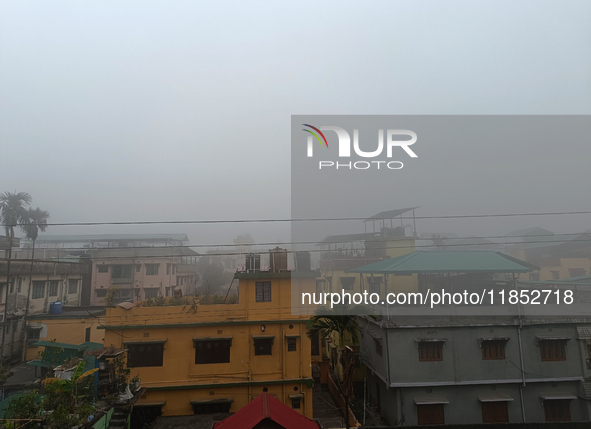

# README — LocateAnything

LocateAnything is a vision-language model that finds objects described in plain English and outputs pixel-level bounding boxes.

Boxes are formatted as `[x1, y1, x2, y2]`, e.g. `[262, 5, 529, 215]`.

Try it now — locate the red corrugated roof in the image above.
[213, 392, 319, 429]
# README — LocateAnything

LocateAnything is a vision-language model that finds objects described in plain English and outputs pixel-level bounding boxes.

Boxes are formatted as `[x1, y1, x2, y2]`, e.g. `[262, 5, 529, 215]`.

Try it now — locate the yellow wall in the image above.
[26, 316, 104, 361]
[103, 272, 317, 418]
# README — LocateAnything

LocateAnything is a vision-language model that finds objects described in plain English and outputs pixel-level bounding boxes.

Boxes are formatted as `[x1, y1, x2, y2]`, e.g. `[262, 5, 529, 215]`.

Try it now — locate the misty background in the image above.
[1, 1, 590, 249]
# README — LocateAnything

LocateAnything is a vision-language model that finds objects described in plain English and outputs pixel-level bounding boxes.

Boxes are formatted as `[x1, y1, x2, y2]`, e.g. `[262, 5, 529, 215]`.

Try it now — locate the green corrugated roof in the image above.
[346, 250, 534, 274]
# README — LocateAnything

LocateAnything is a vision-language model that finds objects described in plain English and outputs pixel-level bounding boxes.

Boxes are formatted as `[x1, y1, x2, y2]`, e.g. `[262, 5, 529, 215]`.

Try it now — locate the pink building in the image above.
[90, 247, 198, 305]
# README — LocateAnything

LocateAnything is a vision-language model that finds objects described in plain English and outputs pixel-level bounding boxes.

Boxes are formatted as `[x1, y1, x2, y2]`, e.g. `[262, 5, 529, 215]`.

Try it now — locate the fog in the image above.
[1, 1, 590, 250]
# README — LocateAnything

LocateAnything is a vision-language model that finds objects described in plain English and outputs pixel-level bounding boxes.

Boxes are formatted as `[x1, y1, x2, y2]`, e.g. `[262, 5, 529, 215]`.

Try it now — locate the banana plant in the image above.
[43, 361, 99, 412]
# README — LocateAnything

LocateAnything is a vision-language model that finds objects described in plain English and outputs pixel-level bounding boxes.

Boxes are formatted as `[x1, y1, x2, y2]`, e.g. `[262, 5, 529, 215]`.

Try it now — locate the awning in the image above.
[414, 395, 449, 405]
[368, 331, 382, 340]
[577, 327, 591, 340]
[289, 394, 305, 399]
[285, 334, 301, 338]
[416, 338, 447, 343]
[478, 393, 514, 402]
[536, 336, 570, 341]
[252, 335, 276, 340]
[135, 401, 166, 407]
[540, 393, 577, 400]
[192, 336, 233, 342]
[123, 339, 167, 345]
[190, 397, 233, 405]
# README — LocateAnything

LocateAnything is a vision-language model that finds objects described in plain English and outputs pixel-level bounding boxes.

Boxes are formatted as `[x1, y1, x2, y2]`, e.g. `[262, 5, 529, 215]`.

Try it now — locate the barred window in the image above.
[255, 282, 271, 302]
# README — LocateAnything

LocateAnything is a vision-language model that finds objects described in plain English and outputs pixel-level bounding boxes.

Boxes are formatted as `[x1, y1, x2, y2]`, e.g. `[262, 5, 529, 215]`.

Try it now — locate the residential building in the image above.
[101, 250, 318, 425]
[352, 250, 591, 425]
[505, 229, 591, 282]
[90, 246, 198, 305]
[25, 306, 105, 361]
[0, 259, 89, 362]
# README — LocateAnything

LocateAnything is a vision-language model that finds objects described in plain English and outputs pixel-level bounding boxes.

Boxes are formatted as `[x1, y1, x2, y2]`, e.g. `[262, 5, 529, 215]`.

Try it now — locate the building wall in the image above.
[91, 258, 180, 306]
[25, 316, 104, 361]
[102, 272, 318, 419]
[360, 317, 591, 425]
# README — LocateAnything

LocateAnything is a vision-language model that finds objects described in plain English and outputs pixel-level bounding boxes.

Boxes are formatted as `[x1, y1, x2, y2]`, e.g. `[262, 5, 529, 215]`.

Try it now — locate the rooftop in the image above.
[363, 207, 419, 222]
[347, 250, 536, 274]
[34, 233, 189, 243]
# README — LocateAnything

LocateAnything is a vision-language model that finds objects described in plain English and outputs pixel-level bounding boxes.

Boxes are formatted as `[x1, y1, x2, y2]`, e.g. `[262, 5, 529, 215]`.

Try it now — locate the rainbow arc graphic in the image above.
[302, 124, 328, 148]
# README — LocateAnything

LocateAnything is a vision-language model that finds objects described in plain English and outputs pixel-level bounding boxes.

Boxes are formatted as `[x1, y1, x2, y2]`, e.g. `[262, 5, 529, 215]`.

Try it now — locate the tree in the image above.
[0, 191, 31, 356]
[307, 305, 375, 429]
[22, 208, 50, 360]
[42, 360, 99, 413]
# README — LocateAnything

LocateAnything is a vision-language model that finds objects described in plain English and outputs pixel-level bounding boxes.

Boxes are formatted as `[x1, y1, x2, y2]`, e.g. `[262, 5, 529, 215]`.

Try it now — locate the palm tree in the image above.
[21, 208, 50, 361]
[0, 192, 31, 356]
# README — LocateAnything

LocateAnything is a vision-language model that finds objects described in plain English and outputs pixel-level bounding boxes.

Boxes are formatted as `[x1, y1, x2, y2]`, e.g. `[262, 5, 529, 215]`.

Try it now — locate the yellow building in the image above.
[25, 307, 105, 361]
[102, 267, 318, 420]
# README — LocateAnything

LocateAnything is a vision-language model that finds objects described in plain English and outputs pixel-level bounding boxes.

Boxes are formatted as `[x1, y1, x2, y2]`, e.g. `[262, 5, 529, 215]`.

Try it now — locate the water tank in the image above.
[295, 251, 311, 271]
[269, 247, 288, 272]
[49, 302, 63, 314]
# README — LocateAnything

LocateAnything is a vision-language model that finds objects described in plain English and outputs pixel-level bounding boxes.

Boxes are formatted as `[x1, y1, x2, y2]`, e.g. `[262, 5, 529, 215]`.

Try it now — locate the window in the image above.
[417, 404, 444, 425]
[419, 342, 444, 362]
[9, 279, 14, 294]
[540, 340, 566, 361]
[27, 327, 41, 345]
[287, 338, 297, 352]
[96, 289, 107, 298]
[544, 400, 571, 422]
[340, 277, 355, 290]
[126, 343, 164, 367]
[367, 277, 383, 295]
[569, 268, 586, 277]
[374, 338, 383, 356]
[136, 264, 141, 272]
[254, 338, 274, 356]
[68, 279, 78, 294]
[166, 264, 170, 275]
[111, 265, 132, 279]
[49, 281, 59, 297]
[310, 331, 320, 356]
[291, 398, 301, 409]
[481, 402, 509, 423]
[482, 341, 506, 360]
[255, 281, 271, 302]
[97, 265, 108, 273]
[144, 288, 159, 299]
[32, 281, 45, 299]
[529, 273, 540, 281]
[551, 271, 560, 280]
[85, 327, 91, 342]
[316, 279, 325, 294]
[195, 339, 231, 364]
[17, 278, 22, 293]
[146, 264, 159, 276]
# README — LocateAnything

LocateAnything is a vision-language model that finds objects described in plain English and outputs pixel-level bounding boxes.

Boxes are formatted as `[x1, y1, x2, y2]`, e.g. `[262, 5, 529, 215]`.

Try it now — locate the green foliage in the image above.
[102, 286, 119, 307]
[43, 404, 79, 429]
[4, 390, 41, 420]
[113, 354, 131, 393]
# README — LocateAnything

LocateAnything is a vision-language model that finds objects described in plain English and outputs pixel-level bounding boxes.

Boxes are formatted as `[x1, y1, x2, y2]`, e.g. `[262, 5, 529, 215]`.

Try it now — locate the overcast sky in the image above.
[1, 1, 589, 247]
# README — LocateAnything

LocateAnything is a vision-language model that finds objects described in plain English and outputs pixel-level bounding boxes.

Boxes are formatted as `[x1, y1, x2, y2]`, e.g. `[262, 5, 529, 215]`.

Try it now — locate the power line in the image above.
[9, 209, 591, 227]
[18, 231, 590, 252]
[10, 237, 591, 260]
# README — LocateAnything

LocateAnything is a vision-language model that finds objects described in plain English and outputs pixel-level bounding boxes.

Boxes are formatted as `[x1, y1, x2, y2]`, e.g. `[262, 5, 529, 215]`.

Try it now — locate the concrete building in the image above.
[101, 250, 318, 425]
[0, 259, 89, 362]
[90, 246, 198, 305]
[351, 250, 591, 425]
